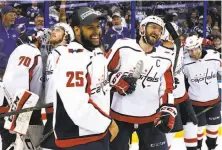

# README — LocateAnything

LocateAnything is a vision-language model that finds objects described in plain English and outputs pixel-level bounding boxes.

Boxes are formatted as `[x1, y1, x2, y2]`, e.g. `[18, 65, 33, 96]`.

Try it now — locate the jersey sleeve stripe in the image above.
[88, 99, 111, 119]
[29, 55, 40, 90]
[161, 65, 174, 104]
[108, 49, 120, 71]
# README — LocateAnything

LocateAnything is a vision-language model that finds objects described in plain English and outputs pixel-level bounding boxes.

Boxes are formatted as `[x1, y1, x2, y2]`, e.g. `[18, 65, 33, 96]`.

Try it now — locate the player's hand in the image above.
[109, 119, 119, 142]
[110, 72, 136, 96]
[154, 104, 177, 133]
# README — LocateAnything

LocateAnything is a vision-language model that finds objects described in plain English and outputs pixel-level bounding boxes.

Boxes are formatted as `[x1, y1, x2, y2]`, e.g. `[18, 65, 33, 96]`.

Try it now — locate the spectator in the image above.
[26, 1, 43, 26]
[13, 3, 28, 34]
[124, 9, 131, 29]
[210, 7, 221, 29]
[0, 6, 19, 77]
[102, 12, 130, 52]
[193, 15, 212, 37]
[172, 12, 183, 29]
[26, 15, 44, 35]
[211, 25, 220, 35]
[187, 11, 198, 29]
[212, 34, 221, 54]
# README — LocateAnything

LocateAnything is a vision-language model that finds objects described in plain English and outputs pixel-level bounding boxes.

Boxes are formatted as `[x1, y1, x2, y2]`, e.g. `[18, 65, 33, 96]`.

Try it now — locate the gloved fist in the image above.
[110, 72, 136, 96]
[154, 104, 177, 133]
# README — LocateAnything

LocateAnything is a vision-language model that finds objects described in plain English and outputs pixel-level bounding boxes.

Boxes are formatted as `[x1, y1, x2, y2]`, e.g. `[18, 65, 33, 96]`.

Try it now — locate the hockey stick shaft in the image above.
[196, 101, 221, 117]
[0, 103, 53, 118]
[165, 22, 181, 73]
[35, 128, 53, 148]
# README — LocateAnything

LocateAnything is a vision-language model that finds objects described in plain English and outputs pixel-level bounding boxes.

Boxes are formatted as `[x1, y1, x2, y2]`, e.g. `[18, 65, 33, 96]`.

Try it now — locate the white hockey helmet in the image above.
[185, 35, 202, 50]
[53, 22, 75, 43]
[140, 15, 165, 35]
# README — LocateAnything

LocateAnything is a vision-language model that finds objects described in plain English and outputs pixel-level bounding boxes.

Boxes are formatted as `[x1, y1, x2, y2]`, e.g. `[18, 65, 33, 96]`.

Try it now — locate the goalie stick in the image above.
[0, 103, 53, 118]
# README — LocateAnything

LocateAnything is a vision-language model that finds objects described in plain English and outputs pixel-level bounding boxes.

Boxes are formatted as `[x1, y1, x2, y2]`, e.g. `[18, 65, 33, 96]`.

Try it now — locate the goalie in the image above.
[0, 31, 44, 150]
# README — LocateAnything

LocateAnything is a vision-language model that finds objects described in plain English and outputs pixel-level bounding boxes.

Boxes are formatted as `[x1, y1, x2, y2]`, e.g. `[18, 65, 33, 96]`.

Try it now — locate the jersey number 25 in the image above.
[66, 71, 84, 87]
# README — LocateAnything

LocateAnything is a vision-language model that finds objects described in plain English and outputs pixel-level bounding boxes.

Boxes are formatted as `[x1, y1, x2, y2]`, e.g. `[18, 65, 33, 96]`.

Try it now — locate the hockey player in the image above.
[41, 22, 74, 150]
[107, 16, 177, 150]
[48, 7, 118, 150]
[1, 31, 44, 150]
[183, 35, 221, 150]
[161, 23, 198, 150]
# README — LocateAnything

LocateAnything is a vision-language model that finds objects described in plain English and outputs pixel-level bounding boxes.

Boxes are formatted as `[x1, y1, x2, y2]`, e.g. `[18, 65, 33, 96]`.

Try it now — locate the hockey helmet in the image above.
[185, 35, 202, 50]
[140, 15, 165, 36]
[53, 22, 74, 43]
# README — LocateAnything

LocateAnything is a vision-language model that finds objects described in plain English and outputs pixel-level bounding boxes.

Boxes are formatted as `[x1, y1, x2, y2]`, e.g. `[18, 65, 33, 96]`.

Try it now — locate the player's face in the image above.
[50, 27, 65, 45]
[145, 23, 163, 45]
[81, 19, 102, 47]
[188, 47, 202, 60]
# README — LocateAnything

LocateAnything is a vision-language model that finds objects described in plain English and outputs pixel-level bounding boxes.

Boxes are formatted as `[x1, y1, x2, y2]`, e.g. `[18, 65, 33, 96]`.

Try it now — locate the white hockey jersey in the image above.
[45, 45, 66, 105]
[183, 50, 221, 106]
[43, 45, 67, 120]
[52, 42, 111, 148]
[3, 44, 43, 100]
[170, 44, 188, 104]
[107, 39, 174, 124]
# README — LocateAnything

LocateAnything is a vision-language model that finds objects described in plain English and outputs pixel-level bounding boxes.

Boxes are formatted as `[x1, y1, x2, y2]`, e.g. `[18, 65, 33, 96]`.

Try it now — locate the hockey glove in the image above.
[109, 72, 136, 96]
[154, 104, 177, 133]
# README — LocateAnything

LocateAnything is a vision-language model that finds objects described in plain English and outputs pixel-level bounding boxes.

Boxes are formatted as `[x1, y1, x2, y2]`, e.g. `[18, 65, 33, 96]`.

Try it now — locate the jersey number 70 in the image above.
[66, 71, 84, 87]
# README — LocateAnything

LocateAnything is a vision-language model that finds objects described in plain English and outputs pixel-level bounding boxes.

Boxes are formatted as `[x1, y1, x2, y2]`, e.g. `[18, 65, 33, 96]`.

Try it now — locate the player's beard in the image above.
[143, 33, 159, 46]
[80, 32, 101, 51]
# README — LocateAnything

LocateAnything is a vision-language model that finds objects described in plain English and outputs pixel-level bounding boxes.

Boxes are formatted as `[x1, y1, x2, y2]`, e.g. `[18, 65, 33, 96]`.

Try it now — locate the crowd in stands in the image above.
[0, 0, 221, 58]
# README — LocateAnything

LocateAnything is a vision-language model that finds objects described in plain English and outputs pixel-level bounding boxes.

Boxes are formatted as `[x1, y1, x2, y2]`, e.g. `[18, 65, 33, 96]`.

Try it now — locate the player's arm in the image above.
[54, 53, 111, 133]
[107, 40, 137, 96]
[154, 64, 177, 133]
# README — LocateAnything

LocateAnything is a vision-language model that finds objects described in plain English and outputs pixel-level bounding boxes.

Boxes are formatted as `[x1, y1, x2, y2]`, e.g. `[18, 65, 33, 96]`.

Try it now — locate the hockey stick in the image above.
[165, 22, 181, 73]
[35, 128, 53, 148]
[196, 101, 221, 117]
[0, 103, 53, 118]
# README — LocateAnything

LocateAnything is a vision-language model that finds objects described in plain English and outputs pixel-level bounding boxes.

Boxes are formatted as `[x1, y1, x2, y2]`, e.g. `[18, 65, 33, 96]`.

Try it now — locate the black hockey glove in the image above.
[154, 104, 177, 133]
[109, 72, 136, 96]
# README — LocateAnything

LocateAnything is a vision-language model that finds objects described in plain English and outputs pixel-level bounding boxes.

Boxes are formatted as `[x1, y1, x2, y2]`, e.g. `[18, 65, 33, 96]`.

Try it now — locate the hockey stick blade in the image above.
[133, 60, 144, 79]
[0, 103, 53, 118]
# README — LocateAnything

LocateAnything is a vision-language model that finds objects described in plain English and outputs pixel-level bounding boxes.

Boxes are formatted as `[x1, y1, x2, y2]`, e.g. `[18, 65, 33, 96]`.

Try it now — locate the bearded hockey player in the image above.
[1, 31, 44, 150]
[107, 15, 177, 150]
[183, 35, 221, 150]
[41, 22, 74, 150]
[48, 7, 118, 150]
[162, 22, 198, 150]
